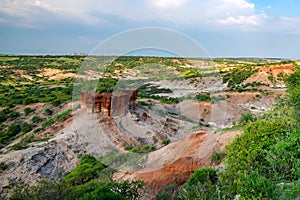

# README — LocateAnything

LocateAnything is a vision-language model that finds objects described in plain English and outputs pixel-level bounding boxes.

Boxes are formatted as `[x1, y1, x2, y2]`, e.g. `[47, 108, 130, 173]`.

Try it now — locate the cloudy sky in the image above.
[0, 0, 300, 58]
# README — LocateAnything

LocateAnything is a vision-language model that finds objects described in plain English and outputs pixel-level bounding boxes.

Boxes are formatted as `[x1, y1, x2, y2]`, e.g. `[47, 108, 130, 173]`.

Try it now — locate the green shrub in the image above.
[44, 108, 53, 116]
[239, 112, 257, 125]
[7, 124, 21, 137]
[65, 154, 106, 185]
[141, 145, 156, 153]
[196, 93, 211, 102]
[23, 107, 32, 116]
[241, 172, 279, 199]
[0, 162, 6, 172]
[21, 122, 32, 133]
[156, 184, 178, 200]
[131, 148, 139, 153]
[96, 78, 118, 93]
[41, 109, 72, 129]
[210, 150, 226, 165]
[219, 116, 298, 199]
[187, 168, 218, 186]
[162, 138, 171, 145]
[32, 116, 43, 123]
[178, 168, 218, 200]
[9, 153, 145, 200]
[223, 66, 258, 87]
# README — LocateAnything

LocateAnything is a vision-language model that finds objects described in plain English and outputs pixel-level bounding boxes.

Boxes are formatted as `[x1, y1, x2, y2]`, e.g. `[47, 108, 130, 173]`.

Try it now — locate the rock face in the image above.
[80, 90, 138, 116]
[0, 135, 82, 195]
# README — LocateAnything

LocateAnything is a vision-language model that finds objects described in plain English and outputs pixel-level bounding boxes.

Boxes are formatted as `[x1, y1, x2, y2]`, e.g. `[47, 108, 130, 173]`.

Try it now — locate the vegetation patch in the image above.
[10, 154, 145, 200]
[222, 65, 258, 87]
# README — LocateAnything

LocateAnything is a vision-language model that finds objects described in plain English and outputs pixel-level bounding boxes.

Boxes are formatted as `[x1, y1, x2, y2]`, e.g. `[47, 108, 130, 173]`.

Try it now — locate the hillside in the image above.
[0, 55, 299, 199]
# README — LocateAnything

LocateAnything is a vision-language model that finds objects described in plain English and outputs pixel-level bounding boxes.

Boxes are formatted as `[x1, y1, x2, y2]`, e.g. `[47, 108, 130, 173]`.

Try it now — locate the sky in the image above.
[0, 0, 300, 58]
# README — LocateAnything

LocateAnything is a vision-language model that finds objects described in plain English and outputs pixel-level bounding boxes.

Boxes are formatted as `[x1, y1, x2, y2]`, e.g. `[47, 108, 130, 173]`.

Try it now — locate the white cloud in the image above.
[221, 0, 254, 9]
[217, 14, 265, 26]
[153, 0, 186, 8]
[0, 0, 299, 33]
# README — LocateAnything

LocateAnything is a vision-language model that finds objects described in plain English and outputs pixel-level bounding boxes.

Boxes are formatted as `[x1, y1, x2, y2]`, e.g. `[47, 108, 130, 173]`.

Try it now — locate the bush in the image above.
[21, 122, 32, 133]
[178, 168, 218, 200]
[23, 107, 32, 116]
[0, 162, 6, 172]
[65, 154, 106, 185]
[44, 108, 53, 116]
[162, 138, 171, 145]
[239, 112, 257, 125]
[41, 109, 72, 129]
[210, 150, 226, 165]
[141, 145, 156, 152]
[10, 154, 145, 200]
[32, 116, 43, 123]
[7, 124, 21, 137]
[219, 116, 298, 199]
[196, 93, 211, 102]
[156, 184, 178, 200]
[187, 168, 218, 186]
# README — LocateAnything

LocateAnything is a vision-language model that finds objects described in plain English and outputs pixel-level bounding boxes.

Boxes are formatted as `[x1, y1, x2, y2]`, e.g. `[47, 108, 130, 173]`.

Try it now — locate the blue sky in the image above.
[0, 0, 299, 58]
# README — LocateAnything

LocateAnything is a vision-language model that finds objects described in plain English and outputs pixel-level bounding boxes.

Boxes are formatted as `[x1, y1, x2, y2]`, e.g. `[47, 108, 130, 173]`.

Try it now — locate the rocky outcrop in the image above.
[80, 90, 138, 116]
[0, 133, 83, 196]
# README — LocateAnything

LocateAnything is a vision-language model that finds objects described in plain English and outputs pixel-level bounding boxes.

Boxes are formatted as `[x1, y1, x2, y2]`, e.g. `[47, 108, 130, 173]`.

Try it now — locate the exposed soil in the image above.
[114, 130, 241, 198]
[244, 64, 294, 86]
[13, 70, 33, 80]
[38, 68, 76, 80]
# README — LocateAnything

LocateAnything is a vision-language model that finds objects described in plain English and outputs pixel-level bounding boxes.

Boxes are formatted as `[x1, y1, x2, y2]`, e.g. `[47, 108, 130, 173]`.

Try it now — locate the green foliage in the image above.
[187, 168, 218, 186]
[137, 84, 180, 104]
[0, 124, 21, 148]
[10, 134, 35, 150]
[23, 107, 33, 116]
[138, 85, 172, 98]
[21, 122, 32, 133]
[0, 85, 73, 107]
[44, 108, 53, 116]
[0, 108, 17, 123]
[41, 109, 72, 129]
[268, 75, 274, 82]
[154, 96, 179, 104]
[65, 154, 106, 185]
[101, 151, 146, 171]
[219, 114, 299, 199]
[9, 180, 68, 200]
[141, 144, 156, 152]
[210, 150, 226, 165]
[156, 184, 178, 200]
[96, 78, 118, 93]
[31, 116, 43, 123]
[236, 171, 279, 199]
[266, 129, 300, 181]
[0, 161, 6, 172]
[178, 168, 218, 200]
[7, 124, 21, 137]
[211, 95, 226, 103]
[238, 112, 257, 125]
[162, 138, 171, 145]
[212, 65, 300, 199]
[196, 93, 211, 102]
[286, 65, 300, 117]
[222, 66, 258, 87]
[10, 154, 145, 200]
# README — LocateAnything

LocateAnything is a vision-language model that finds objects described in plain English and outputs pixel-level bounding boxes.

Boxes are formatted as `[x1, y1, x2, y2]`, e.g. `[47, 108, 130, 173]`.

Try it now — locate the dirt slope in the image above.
[114, 130, 241, 196]
[244, 64, 293, 86]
